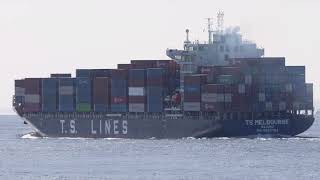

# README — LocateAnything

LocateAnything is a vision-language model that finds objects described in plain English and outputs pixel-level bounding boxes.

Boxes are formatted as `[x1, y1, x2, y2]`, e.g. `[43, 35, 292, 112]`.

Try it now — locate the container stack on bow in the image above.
[111, 69, 128, 113]
[128, 69, 146, 112]
[59, 78, 74, 112]
[24, 78, 41, 112]
[183, 74, 207, 112]
[14, 80, 25, 107]
[147, 68, 164, 113]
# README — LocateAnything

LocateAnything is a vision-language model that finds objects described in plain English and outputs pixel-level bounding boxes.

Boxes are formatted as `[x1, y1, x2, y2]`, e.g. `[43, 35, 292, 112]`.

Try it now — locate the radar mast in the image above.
[206, 18, 213, 44]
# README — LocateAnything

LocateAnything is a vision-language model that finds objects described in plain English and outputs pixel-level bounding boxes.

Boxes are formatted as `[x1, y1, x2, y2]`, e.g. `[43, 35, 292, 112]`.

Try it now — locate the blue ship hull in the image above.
[19, 112, 314, 138]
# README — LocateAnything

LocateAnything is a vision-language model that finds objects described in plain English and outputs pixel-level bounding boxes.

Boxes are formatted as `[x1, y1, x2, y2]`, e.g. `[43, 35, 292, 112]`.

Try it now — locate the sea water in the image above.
[0, 115, 320, 180]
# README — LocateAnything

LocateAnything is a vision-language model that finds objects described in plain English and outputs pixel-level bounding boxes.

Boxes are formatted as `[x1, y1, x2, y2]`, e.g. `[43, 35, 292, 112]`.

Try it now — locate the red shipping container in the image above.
[93, 77, 110, 105]
[131, 60, 157, 69]
[117, 64, 132, 70]
[24, 103, 41, 112]
[24, 78, 41, 94]
[184, 94, 201, 102]
[129, 96, 145, 104]
[129, 80, 145, 87]
[111, 97, 127, 104]
[184, 74, 207, 85]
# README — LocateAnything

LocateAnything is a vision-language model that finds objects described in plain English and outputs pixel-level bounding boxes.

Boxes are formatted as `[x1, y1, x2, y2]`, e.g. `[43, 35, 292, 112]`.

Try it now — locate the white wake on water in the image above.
[21, 133, 40, 139]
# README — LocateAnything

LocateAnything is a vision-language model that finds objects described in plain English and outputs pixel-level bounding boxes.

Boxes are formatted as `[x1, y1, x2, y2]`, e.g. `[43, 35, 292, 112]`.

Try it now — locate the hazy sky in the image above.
[1, 0, 319, 114]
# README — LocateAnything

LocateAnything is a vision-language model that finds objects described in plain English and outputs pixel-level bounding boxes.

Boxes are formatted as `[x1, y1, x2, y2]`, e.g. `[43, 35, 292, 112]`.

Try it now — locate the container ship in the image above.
[13, 14, 315, 138]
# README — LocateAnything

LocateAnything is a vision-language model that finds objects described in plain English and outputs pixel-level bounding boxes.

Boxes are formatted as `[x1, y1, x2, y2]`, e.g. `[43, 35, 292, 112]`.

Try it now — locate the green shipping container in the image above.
[217, 75, 238, 85]
[76, 103, 91, 112]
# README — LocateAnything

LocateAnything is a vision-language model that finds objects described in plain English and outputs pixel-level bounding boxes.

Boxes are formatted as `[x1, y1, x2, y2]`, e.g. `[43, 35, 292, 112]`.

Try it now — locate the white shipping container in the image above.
[238, 84, 246, 94]
[25, 94, 40, 103]
[129, 87, 145, 96]
[59, 86, 73, 95]
[184, 102, 200, 111]
[224, 93, 232, 103]
[15, 87, 25, 96]
[259, 93, 265, 102]
[245, 75, 252, 85]
[201, 93, 217, 102]
[129, 103, 145, 112]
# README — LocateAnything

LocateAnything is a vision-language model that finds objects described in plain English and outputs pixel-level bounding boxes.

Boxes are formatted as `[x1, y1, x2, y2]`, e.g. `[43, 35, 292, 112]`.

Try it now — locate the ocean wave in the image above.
[21, 133, 40, 139]
[286, 136, 320, 141]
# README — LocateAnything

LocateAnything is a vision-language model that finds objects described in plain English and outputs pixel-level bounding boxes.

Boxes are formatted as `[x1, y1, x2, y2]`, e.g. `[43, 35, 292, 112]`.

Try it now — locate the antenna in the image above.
[184, 29, 190, 44]
[217, 11, 224, 34]
[206, 18, 213, 44]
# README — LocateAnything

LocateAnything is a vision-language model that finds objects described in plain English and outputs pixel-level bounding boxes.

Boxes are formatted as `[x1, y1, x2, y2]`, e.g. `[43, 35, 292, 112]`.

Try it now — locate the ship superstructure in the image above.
[167, 12, 264, 90]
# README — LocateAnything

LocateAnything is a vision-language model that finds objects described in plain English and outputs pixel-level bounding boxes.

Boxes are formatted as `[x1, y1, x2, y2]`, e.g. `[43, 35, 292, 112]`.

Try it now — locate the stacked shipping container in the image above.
[111, 69, 128, 112]
[24, 78, 41, 112]
[14, 80, 25, 106]
[128, 69, 146, 112]
[76, 78, 91, 112]
[42, 78, 57, 112]
[184, 74, 207, 111]
[93, 77, 110, 112]
[131, 60, 178, 95]
[201, 84, 225, 112]
[59, 78, 74, 112]
[14, 58, 313, 115]
[76, 69, 111, 79]
[50, 74, 71, 78]
[147, 68, 164, 112]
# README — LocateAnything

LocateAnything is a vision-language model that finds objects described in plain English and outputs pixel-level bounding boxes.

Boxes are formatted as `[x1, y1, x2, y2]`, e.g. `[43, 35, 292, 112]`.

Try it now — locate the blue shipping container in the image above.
[94, 104, 108, 112]
[42, 79, 57, 112]
[129, 69, 145, 80]
[59, 78, 74, 112]
[59, 95, 74, 112]
[59, 78, 74, 86]
[15, 96, 24, 105]
[76, 78, 91, 103]
[76, 69, 91, 78]
[184, 85, 200, 94]
[111, 79, 127, 97]
[111, 104, 127, 112]
[147, 86, 163, 112]
[147, 68, 163, 78]
[286, 66, 305, 75]
[253, 102, 265, 112]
